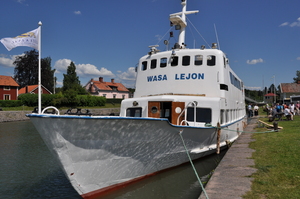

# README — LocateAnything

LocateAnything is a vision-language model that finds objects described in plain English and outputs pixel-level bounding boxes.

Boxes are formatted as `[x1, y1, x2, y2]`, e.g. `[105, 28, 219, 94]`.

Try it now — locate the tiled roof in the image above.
[91, 80, 129, 92]
[264, 93, 276, 97]
[280, 83, 300, 93]
[19, 85, 38, 94]
[19, 84, 52, 94]
[0, 75, 19, 87]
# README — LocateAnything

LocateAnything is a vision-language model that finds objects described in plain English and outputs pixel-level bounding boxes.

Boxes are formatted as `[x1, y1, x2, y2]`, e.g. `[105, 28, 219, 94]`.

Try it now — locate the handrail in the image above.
[177, 101, 197, 125]
[41, 106, 60, 115]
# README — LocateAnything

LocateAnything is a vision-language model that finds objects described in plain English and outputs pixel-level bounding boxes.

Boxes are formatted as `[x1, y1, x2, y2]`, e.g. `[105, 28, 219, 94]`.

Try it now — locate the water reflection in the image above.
[0, 121, 226, 199]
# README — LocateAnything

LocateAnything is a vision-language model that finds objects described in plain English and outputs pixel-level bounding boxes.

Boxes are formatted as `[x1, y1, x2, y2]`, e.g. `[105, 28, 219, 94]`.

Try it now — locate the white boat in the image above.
[27, 0, 246, 198]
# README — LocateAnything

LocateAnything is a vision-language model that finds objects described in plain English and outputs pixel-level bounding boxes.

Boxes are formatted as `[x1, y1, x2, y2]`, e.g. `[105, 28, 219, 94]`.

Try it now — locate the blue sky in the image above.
[0, 0, 300, 90]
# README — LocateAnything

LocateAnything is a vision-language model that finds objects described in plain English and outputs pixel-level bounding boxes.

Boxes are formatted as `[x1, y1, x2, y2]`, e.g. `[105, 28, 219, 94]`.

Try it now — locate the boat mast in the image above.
[169, 0, 199, 48]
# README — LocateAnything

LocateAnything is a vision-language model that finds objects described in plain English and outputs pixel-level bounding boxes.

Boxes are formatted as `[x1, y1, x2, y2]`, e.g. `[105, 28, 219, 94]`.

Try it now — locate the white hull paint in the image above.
[29, 114, 243, 196]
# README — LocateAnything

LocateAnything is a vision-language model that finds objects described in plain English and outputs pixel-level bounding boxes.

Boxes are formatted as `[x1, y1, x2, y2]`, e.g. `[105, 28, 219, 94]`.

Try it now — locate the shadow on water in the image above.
[0, 121, 227, 199]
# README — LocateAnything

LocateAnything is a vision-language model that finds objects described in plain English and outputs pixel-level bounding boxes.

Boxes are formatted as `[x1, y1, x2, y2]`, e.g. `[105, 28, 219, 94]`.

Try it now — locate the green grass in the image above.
[243, 111, 300, 199]
[1, 103, 121, 111]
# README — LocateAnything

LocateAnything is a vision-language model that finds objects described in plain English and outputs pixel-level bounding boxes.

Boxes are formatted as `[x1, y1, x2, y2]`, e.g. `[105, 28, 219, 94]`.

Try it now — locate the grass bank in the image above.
[243, 111, 300, 198]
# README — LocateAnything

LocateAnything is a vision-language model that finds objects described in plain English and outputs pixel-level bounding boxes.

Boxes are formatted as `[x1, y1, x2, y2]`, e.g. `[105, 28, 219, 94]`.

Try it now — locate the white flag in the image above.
[0, 27, 40, 51]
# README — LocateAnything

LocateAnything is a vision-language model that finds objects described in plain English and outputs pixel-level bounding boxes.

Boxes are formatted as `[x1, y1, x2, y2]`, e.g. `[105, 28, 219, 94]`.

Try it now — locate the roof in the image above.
[90, 79, 129, 92]
[264, 93, 276, 97]
[19, 85, 52, 94]
[280, 83, 300, 93]
[0, 75, 19, 87]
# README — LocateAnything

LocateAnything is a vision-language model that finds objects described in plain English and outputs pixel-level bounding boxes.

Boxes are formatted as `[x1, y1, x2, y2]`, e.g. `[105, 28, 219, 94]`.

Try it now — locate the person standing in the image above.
[284, 106, 293, 121]
[254, 104, 259, 116]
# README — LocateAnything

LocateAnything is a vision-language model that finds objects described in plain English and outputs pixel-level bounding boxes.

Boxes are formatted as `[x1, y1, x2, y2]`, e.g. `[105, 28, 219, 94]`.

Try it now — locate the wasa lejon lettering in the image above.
[147, 73, 204, 82]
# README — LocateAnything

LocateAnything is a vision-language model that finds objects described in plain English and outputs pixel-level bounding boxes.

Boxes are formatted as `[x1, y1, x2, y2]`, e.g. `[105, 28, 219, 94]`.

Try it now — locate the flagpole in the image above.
[38, 21, 42, 114]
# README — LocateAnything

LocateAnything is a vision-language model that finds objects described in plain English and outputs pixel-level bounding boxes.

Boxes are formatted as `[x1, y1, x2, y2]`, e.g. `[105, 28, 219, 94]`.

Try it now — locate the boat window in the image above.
[186, 107, 211, 123]
[151, 59, 157, 69]
[142, 61, 147, 71]
[126, 107, 142, 117]
[182, 56, 190, 66]
[195, 55, 203, 66]
[160, 58, 167, 68]
[220, 109, 225, 124]
[207, 55, 216, 66]
[171, 56, 178, 66]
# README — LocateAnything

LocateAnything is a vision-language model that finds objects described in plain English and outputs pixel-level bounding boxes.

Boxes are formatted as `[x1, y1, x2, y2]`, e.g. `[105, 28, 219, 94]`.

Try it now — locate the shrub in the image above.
[0, 100, 23, 107]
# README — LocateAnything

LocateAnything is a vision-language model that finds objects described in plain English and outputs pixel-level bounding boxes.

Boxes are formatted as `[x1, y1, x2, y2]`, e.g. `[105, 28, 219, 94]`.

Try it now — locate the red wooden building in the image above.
[0, 75, 20, 100]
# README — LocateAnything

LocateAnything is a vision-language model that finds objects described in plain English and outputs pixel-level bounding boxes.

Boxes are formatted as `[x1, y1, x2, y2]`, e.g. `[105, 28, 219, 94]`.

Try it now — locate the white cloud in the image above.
[53, 58, 114, 78]
[53, 59, 72, 73]
[0, 54, 24, 68]
[244, 86, 261, 90]
[279, 22, 289, 27]
[116, 67, 137, 88]
[77, 64, 115, 78]
[74, 11, 81, 15]
[280, 17, 300, 27]
[297, 57, 300, 60]
[246, 58, 264, 65]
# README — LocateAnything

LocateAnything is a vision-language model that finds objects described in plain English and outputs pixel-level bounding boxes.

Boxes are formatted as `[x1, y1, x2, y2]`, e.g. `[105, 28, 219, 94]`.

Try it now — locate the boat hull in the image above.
[28, 114, 243, 198]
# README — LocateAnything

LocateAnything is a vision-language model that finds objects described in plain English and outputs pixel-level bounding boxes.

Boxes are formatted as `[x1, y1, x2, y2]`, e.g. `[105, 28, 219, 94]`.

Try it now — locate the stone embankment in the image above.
[0, 108, 120, 123]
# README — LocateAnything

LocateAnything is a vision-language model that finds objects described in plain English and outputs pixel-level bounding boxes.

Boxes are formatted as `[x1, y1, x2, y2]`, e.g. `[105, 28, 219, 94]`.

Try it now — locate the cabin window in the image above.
[141, 61, 147, 71]
[160, 58, 167, 68]
[220, 84, 228, 91]
[207, 55, 216, 66]
[195, 55, 203, 66]
[4, 86, 10, 90]
[182, 56, 190, 66]
[151, 59, 157, 69]
[223, 56, 226, 68]
[220, 109, 225, 124]
[103, 94, 106, 98]
[126, 108, 142, 117]
[187, 107, 212, 123]
[171, 56, 178, 66]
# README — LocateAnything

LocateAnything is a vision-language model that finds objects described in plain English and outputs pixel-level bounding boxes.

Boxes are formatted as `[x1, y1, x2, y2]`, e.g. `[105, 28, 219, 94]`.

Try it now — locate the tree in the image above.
[293, 70, 300, 83]
[62, 61, 86, 95]
[13, 50, 55, 92]
[14, 50, 38, 87]
[41, 57, 56, 93]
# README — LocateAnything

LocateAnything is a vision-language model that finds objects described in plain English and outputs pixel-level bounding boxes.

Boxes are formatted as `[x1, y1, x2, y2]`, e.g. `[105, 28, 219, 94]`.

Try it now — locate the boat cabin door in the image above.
[148, 101, 185, 125]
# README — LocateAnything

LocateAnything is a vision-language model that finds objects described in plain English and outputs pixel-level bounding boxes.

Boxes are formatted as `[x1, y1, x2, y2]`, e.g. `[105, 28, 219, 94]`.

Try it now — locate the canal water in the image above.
[0, 120, 227, 199]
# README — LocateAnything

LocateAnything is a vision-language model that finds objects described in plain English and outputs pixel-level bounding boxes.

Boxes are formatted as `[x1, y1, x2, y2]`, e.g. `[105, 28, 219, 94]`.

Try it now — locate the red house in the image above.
[0, 75, 20, 100]
[19, 85, 52, 95]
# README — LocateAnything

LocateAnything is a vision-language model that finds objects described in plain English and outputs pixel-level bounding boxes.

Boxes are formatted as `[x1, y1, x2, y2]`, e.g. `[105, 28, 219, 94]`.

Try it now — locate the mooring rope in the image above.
[179, 130, 209, 199]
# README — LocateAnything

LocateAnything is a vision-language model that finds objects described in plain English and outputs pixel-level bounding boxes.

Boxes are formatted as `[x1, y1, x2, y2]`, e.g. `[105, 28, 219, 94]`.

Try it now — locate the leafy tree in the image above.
[293, 70, 300, 83]
[14, 50, 38, 87]
[62, 61, 86, 95]
[13, 50, 55, 92]
[41, 57, 56, 93]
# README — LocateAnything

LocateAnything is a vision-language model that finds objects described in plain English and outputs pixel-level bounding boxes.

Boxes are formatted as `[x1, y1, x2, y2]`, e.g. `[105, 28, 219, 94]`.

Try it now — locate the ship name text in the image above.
[147, 73, 204, 82]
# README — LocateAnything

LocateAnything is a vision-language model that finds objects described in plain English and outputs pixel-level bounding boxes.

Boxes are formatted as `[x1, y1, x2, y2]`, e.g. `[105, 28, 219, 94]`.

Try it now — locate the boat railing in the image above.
[41, 106, 60, 115]
[177, 101, 197, 126]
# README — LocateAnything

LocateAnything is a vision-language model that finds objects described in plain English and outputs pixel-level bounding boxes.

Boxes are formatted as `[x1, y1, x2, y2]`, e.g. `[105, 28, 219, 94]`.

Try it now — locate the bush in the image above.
[17, 93, 106, 107]
[0, 100, 23, 107]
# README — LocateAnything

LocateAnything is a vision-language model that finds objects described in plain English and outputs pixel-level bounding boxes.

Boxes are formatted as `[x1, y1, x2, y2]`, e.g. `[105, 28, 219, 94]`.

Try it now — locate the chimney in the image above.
[111, 79, 115, 84]
[99, 77, 103, 83]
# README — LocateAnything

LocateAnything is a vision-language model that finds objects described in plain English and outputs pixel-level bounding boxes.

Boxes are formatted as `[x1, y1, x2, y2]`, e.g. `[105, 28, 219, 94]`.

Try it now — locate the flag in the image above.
[0, 27, 40, 51]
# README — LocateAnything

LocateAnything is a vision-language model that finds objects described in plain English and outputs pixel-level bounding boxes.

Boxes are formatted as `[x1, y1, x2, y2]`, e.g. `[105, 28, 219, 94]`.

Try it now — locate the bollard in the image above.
[273, 121, 278, 132]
